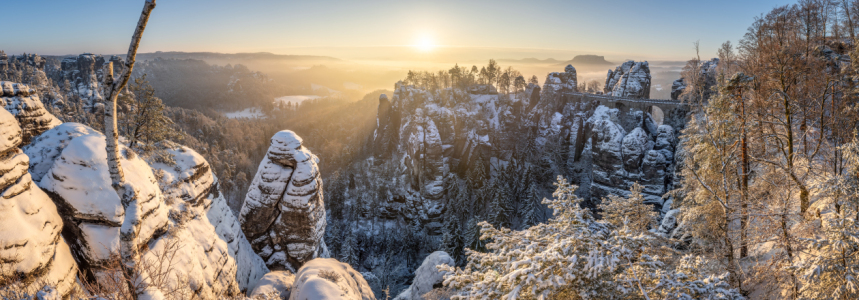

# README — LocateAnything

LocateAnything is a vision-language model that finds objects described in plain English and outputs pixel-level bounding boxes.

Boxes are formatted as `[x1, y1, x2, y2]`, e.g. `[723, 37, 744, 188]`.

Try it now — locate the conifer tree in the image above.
[489, 183, 512, 228]
[521, 181, 542, 229]
[340, 227, 358, 267]
[599, 182, 657, 233]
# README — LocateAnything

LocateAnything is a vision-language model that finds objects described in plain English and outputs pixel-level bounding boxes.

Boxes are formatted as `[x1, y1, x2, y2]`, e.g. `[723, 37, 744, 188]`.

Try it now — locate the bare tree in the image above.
[101, 0, 157, 298]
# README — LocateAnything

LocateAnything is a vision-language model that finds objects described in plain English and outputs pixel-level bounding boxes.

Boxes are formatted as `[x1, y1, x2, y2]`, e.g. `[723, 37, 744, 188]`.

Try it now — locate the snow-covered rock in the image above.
[60, 53, 108, 109]
[36, 131, 169, 268]
[289, 258, 376, 300]
[250, 271, 295, 299]
[542, 64, 577, 93]
[587, 106, 627, 197]
[23, 122, 264, 296]
[0, 81, 61, 145]
[147, 141, 269, 292]
[670, 78, 686, 100]
[0, 108, 77, 296]
[604, 60, 651, 99]
[621, 127, 651, 175]
[394, 251, 454, 300]
[240, 130, 326, 271]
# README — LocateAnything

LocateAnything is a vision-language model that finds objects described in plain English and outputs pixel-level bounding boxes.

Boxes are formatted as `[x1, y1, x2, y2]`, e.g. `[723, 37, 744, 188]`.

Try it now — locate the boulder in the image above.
[289, 258, 376, 300]
[250, 271, 295, 299]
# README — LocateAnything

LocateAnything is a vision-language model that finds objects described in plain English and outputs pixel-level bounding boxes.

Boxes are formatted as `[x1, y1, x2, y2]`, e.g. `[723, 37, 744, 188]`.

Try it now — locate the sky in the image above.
[2, 0, 791, 62]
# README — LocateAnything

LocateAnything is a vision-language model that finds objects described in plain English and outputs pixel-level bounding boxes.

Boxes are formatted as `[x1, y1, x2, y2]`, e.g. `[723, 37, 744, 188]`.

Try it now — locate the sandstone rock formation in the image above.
[0, 81, 61, 145]
[605, 60, 651, 99]
[579, 106, 676, 209]
[148, 141, 269, 292]
[289, 258, 376, 300]
[24, 122, 269, 296]
[60, 53, 125, 109]
[543, 64, 578, 93]
[240, 130, 327, 272]
[31, 124, 170, 274]
[0, 108, 77, 296]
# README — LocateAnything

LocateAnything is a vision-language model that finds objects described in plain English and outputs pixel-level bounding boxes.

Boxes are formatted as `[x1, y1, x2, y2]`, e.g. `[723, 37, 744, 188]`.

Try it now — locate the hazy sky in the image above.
[3, 0, 789, 61]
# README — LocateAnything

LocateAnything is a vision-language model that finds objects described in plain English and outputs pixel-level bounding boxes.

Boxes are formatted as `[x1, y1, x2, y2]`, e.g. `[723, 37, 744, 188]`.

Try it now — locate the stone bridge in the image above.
[565, 92, 689, 131]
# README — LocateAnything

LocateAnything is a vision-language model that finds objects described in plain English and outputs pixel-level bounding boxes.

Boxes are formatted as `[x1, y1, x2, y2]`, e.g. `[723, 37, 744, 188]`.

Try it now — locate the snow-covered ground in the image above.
[225, 107, 265, 119]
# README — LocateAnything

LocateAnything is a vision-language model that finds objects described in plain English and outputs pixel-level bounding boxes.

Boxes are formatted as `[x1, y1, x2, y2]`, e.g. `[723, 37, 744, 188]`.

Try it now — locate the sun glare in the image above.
[415, 35, 436, 52]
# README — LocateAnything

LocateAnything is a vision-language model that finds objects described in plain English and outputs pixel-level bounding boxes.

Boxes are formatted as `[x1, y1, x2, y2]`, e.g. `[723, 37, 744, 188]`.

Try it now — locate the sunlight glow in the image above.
[414, 35, 436, 52]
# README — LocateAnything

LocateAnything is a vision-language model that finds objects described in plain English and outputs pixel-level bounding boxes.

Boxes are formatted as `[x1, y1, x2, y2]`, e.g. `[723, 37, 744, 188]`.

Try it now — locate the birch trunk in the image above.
[102, 0, 156, 297]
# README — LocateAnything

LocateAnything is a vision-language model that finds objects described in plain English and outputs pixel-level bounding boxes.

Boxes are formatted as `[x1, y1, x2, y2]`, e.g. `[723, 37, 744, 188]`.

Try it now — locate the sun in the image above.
[414, 35, 436, 52]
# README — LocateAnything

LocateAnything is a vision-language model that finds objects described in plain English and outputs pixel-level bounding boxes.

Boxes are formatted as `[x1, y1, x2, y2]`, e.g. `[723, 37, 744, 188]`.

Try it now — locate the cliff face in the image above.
[240, 130, 327, 272]
[604, 60, 651, 99]
[0, 108, 77, 296]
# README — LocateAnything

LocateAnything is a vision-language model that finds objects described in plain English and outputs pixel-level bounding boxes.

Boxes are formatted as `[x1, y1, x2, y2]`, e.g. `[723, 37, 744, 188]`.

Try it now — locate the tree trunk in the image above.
[102, 1, 157, 298]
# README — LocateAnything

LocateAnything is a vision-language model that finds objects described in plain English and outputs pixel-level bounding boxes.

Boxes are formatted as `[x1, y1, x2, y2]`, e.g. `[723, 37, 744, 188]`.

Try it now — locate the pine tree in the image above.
[340, 226, 358, 267]
[464, 217, 485, 252]
[467, 153, 488, 190]
[521, 182, 542, 229]
[489, 182, 511, 228]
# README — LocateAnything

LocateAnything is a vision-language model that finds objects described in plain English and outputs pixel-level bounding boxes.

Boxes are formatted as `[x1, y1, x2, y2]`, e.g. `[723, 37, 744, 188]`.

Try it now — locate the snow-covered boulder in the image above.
[289, 258, 376, 300]
[394, 251, 454, 300]
[0, 81, 61, 145]
[240, 130, 326, 271]
[604, 61, 651, 99]
[250, 271, 295, 299]
[24, 123, 99, 183]
[36, 132, 170, 268]
[0, 108, 77, 296]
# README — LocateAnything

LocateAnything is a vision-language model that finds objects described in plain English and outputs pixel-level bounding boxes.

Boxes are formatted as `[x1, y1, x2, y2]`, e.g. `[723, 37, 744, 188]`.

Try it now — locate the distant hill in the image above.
[499, 58, 562, 64]
[135, 51, 341, 62]
[559, 55, 614, 67]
